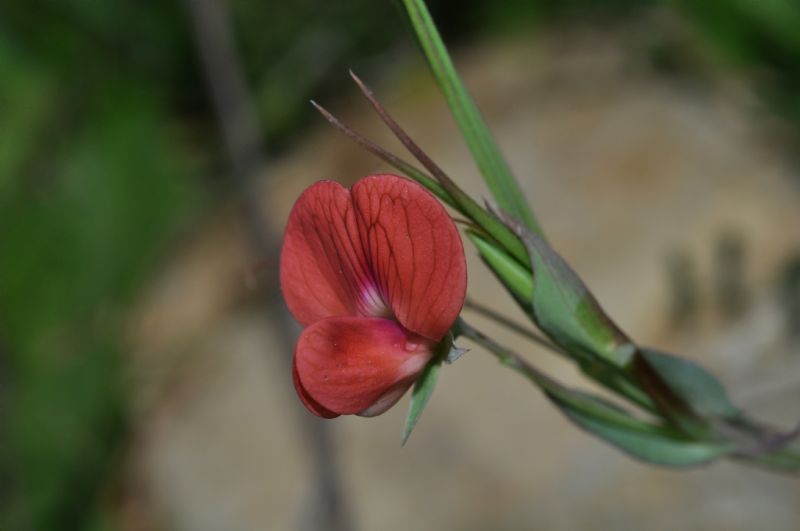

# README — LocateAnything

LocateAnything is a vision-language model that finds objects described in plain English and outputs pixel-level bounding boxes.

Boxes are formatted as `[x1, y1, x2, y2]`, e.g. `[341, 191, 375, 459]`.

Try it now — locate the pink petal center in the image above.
[357, 283, 390, 318]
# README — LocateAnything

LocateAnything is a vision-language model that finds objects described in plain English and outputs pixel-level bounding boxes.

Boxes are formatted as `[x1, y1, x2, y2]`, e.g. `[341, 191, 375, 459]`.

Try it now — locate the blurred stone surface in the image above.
[125, 26, 800, 531]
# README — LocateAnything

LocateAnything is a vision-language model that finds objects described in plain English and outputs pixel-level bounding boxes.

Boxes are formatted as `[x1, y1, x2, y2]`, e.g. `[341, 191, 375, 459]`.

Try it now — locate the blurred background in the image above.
[2, 0, 800, 530]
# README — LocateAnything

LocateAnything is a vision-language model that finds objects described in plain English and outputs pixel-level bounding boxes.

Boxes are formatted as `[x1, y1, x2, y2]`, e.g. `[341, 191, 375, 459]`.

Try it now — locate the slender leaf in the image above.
[402, 356, 442, 445]
[399, 0, 543, 236]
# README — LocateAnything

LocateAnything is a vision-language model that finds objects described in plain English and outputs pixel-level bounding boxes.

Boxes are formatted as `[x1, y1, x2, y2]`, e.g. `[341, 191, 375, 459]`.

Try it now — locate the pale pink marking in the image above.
[358, 283, 390, 318]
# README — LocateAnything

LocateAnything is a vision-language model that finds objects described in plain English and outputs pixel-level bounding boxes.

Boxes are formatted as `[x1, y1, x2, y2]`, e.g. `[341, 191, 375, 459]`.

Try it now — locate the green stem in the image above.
[457, 318, 667, 435]
[461, 302, 658, 414]
[457, 317, 560, 393]
[463, 297, 566, 357]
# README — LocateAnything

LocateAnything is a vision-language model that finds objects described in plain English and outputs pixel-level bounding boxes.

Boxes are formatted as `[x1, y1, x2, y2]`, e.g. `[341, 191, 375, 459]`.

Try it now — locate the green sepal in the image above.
[491, 206, 634, 367]
[527, 236, 633, 366]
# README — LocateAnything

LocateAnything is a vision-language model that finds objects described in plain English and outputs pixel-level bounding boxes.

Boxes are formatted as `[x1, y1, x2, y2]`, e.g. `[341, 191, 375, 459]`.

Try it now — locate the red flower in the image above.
[280, 174, 467, 418]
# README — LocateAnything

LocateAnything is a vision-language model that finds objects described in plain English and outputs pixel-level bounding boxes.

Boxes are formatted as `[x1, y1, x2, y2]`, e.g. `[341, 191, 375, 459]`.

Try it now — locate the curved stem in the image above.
[457, 316, 657, 414]
[457, 318, 668, 434]
[456, 318, 564, 395]
[463, 297, 565, 357]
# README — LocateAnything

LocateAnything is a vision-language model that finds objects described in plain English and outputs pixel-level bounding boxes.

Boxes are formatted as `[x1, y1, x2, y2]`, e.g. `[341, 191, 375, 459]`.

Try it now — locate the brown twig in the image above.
[350, 71, 456, 188]
[182, 1, 352, 530]
[311, 101, 427, 183]
[311, 99, 452, 206]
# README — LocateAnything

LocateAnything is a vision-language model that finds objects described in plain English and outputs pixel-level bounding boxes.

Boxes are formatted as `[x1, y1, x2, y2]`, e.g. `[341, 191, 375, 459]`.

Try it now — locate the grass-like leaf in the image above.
[402, 356, 442, 445]
[399, 0, 543, 236]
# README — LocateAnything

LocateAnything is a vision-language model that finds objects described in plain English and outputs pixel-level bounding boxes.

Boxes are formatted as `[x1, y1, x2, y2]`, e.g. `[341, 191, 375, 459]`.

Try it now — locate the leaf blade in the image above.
[402, 356, 442, 445]
[399, 0, 542, 236]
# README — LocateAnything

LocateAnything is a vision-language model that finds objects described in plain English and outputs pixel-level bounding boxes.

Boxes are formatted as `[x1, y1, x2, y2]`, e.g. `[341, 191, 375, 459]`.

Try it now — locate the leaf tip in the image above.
[400, 358, 442, 447]
[310, 99, 332, 119]
[349, 69, 367, 90]
[401, 425, 413, 447]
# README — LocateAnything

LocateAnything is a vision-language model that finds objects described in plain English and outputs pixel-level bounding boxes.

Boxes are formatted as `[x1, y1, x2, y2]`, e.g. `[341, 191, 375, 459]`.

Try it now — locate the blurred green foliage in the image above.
[668, 0, 800, 121]
[1, 0, 800, 529]
[0, 5, 199, 528]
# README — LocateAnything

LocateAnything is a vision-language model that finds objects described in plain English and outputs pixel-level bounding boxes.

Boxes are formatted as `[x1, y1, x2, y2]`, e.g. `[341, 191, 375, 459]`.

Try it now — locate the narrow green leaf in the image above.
[402, 356, 442, 445]
[550, 392, 733, 467]
[400, 0, 543, 236]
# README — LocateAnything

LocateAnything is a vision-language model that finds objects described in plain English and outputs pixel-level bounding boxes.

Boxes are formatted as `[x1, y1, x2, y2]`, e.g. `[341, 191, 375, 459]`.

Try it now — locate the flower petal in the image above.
[280, 174, 467, 340]
[280, 181, 382, 326]
[294, 316, 434, 416]
[351, 175, 467, 341]
[292, 356, 339, 419]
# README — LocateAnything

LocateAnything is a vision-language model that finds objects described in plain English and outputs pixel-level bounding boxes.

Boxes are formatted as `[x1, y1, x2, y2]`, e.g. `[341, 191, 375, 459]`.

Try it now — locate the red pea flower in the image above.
[280, 174, 467, 418]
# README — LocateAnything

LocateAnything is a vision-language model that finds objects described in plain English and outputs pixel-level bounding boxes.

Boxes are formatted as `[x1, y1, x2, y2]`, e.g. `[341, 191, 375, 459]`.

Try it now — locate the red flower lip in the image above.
[280, 174, 467, 417]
